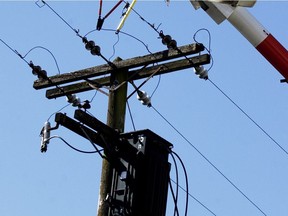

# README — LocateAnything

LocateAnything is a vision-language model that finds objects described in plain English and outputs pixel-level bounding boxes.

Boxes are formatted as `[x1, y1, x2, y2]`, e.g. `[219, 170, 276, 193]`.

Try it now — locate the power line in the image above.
[170, 178, 217, 216]
[40, 0, 81, 37]
[208, 78, 288, 156]
[39, 0, 116, 67]
[22, 46, 61, 75]
[151, 105, 267, 216]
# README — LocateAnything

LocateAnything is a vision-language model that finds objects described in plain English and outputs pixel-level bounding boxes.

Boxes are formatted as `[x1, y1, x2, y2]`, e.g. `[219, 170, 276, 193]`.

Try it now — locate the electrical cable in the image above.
[150, 74, 161, 98]
[123, 0, 160, 34]
[1, 36, 68, 96]
[151, 105, 267, 216]
[171, 151, 189, 216]
[168, 179, 180, 216]
[193, 28, 212, 53]
[22, 46, 61, 74]
[40, 0, 81, 38]
[170, 178, 217, 216]
[121, 0, 186, 62]
[0, 38, 30, 64]
[127, 66, 163, 101]
[170, 151, 180, 216]
[47, 103, 71, 122]
[80, 125, 105, 159]
[193, 28, 214, 72]
[48, 135, 103, 154]
[208, 78, 288, 156]
[89, 89, 98, 103]
[126, 101, 136, 131]
[101, 28, 154, 55]
[109, 33, 120, 62]
[39, 0, 115, 67]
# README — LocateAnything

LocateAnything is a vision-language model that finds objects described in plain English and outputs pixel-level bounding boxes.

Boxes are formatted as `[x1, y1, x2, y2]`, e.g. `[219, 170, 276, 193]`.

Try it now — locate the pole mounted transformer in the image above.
[191, 0, 288, 81]
[54, 110, 172, 216]
[108, 129, 172, 216]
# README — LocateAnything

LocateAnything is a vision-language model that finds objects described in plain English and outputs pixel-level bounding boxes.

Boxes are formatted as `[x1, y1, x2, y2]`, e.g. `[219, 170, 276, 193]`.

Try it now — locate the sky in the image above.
[0, 1, 288, 216]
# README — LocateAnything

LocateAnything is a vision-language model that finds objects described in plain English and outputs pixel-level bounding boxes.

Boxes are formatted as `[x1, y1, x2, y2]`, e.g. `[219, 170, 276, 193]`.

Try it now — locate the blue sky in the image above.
[1, 1, 288, 216]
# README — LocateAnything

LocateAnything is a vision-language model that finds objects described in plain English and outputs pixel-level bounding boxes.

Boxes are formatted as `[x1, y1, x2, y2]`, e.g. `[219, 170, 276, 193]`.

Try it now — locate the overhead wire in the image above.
[39, 0, 81, 38]
[151, 105, 267, 216]
[80, 125, 105, 159]
[39, 0, 116, 67]
[47, 103, 71, 122]
[5, 2, 272, 215]
[197, 29, 287, 156]
[0, 37, 66, 96]
[126, 101, 137, 131]
[170, 148, 217, 216]
[193, 28, 214, 72]
[22, 46, 61, 74]
[123, 0, 160, 34]
[208, 78, 288, 156]
[109, 33, 120, 61]
[170, 178, 217, 216]
[101, 28, 154, 55]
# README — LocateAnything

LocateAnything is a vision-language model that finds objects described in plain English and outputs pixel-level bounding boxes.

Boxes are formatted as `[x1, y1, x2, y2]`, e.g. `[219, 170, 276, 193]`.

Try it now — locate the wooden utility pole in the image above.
[33, 43, 210, 216]
[98, 58, 128, 216]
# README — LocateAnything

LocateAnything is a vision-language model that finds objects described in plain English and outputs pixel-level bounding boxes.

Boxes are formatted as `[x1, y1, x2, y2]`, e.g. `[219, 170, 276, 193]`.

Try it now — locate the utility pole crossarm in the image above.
[45, 53, 210, 99]
[33, 43, 205, 90]
[54, 112, 106, 148]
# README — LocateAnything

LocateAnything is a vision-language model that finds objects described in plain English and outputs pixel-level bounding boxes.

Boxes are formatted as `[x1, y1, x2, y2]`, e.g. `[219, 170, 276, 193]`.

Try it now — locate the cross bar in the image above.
[33, 43, 204, 90]
[45, 54, 210, 99]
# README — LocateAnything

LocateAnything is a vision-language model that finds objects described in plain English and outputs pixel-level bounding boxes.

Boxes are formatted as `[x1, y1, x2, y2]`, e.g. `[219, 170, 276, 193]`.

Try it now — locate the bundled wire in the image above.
[170, 151, 189, 216]
[169, 151, 180, 216]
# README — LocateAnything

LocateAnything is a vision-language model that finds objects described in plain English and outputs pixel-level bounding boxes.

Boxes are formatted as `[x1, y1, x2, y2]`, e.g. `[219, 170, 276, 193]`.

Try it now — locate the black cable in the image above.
[0, 38, 29, 65]
[80, 125, 105, 159]
[102, 28, 153, 55]
[171, 151, 189, 216]
[123, 0, 160, 34]
[168, 179, 180, 216]
[150, 75, 161, 98]
[47, 104, 71, 121]
[126, 101, 136, 131]
[193, 28, 214, 72]
[1, 37, 68, 99]
[41, 0, 81, 37]
[89, 89, 98, 103]
[170, 151, 180, 216]
[109, 33, 120, 61]
[151, 105, 267, 216]
[51, 136, 103, 154]
[22, 46, 61, 74]
[193, 28, 212, 53]
[40, 0, 115, 67]
[208, 78, 288, 156]
[170, 178, 217, 216]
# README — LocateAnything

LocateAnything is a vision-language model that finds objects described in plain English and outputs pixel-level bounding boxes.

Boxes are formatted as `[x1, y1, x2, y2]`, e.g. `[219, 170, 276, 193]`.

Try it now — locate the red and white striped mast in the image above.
[191, 0, 288, 81]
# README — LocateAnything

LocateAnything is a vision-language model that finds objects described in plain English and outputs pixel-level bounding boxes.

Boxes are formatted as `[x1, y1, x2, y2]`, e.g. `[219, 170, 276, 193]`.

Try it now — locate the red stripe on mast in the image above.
[256, 34, 288, 80]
